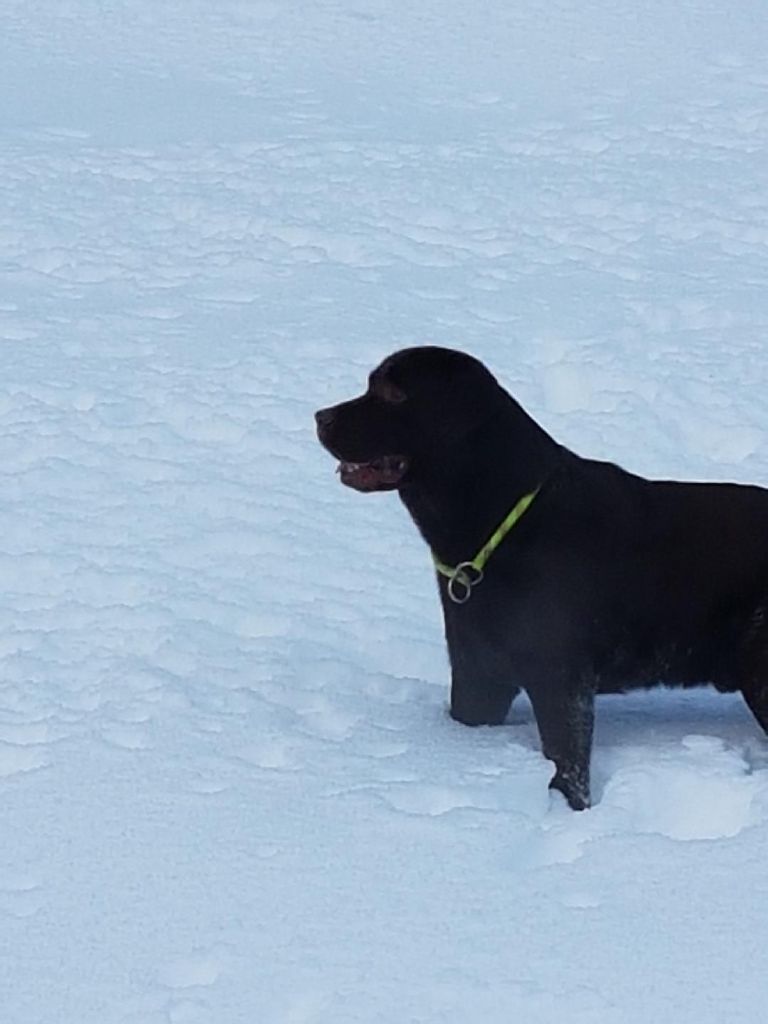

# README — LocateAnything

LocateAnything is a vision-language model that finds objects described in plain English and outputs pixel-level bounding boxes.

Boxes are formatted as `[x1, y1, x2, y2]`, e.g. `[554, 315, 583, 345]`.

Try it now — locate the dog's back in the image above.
[533, 455, 768, 693]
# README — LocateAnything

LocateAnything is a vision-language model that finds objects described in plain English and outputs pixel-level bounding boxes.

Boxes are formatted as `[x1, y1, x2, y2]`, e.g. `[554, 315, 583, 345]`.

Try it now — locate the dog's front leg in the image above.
[443, 614, 518, 725]
[449, 672, 519, 727]
[526, 680, 594, 811]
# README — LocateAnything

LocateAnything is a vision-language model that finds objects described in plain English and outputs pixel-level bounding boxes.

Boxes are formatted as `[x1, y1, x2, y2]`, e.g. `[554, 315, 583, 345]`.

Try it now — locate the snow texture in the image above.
[2, 1, 768, 1021]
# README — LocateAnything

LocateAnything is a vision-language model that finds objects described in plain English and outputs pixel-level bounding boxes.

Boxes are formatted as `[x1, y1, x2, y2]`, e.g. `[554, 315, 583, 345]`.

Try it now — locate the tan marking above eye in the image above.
[372, 374, 406, 404]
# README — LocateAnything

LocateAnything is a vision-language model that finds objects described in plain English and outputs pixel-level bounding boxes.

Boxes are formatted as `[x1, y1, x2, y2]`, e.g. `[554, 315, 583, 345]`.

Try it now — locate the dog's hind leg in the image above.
[741, 677, 768, 736]
[735, 609, 768, 736]
[526, 680, 594, 811]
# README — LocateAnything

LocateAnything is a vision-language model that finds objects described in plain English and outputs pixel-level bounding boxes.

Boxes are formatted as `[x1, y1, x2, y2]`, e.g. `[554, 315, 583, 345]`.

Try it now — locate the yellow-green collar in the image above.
[433, 487, 539, 604]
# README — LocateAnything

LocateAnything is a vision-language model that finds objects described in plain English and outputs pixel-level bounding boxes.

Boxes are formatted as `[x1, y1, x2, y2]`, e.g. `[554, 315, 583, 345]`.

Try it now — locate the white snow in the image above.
[2, 1, 768, 1021]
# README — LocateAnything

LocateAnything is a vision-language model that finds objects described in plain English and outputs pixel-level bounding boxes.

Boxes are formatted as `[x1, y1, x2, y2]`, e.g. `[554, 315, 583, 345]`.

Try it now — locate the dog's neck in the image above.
[399, 400, 563, 567]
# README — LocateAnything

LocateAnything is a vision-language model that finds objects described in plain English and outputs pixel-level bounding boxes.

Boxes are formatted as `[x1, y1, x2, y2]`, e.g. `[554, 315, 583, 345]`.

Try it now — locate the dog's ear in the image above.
[418, 353, 502, 421]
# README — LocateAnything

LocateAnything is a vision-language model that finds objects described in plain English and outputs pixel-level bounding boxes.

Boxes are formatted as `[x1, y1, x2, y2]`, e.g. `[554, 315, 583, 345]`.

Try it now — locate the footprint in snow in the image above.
[296, 699, 359, 742]
[0, 871, 44, 919]
[100, 722, 153, 751]
[353, 738, 409, 759]
[119, 993, 208, 1024]
[379, 782, 496, 817]
[156, 948, 229, 990]
[0, 720, 52, 745]
[187, 776, 230, 795]
[0, 741, 50, 778]
[521, 735, 766, 867]
[602, 735, 762, 841]
[235, 737, 298, 771]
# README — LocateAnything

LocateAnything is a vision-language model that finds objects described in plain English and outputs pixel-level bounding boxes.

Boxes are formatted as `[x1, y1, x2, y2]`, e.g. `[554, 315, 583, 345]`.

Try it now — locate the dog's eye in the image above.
[372, 376, 406, 404]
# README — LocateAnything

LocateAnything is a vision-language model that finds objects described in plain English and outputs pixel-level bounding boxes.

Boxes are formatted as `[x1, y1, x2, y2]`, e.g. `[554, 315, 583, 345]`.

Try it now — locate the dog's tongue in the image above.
[337, 456, 407, 492]
[339, 461, 377, 490]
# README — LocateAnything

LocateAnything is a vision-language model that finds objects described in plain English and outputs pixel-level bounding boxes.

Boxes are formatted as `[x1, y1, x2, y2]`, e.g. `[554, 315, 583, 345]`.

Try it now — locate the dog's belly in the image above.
[593, 637, 739, 694]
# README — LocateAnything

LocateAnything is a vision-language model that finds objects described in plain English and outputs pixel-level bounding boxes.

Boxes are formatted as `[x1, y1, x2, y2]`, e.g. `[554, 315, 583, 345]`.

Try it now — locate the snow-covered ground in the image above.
[2, 1, 768, 1021]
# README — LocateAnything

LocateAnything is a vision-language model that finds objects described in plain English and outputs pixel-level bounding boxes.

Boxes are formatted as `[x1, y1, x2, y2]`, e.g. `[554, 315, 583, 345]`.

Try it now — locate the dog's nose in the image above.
[315, 407, 335, 429]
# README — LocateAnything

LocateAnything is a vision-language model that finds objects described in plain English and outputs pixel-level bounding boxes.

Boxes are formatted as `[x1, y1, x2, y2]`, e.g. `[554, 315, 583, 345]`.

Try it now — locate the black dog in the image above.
[316, 346, 768, 809]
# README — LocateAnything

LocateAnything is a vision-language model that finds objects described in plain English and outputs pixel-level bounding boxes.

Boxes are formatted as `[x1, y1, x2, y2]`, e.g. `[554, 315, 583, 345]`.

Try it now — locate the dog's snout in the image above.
[315, 407, 336, 430]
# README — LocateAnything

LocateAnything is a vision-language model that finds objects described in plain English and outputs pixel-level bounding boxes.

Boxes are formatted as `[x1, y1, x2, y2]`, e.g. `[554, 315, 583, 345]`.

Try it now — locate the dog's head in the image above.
[315, 346, 503, 492]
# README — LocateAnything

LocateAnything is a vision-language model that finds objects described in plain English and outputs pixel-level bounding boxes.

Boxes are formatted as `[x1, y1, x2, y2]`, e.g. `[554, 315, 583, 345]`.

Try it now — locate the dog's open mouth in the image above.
[337, 455, 409, 492]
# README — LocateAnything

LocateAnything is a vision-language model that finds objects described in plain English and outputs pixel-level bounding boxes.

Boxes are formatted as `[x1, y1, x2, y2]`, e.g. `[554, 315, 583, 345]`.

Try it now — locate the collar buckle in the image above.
[447, 562, 484, 604]
[432, 485, 541, 605]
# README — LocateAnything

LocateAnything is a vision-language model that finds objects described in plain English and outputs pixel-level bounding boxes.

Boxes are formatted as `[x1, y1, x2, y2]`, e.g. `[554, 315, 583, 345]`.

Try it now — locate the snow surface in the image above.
[2, 1, 768, 1021]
